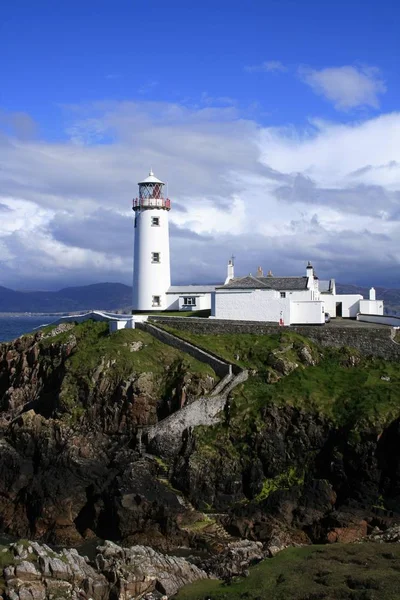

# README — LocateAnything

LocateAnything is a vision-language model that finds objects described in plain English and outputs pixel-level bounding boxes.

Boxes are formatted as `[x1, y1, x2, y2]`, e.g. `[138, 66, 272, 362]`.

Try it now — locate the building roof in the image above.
[217, 275, 309, 291]
[138, 170, 165, 185]
[167, 285, 218, 294]
[319, 279, 335, 293]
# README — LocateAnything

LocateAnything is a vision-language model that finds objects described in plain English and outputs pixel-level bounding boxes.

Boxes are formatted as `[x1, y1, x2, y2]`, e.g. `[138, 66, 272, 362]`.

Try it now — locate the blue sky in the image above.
[0, 0, 399, 290]
[2, 0, 398, 131]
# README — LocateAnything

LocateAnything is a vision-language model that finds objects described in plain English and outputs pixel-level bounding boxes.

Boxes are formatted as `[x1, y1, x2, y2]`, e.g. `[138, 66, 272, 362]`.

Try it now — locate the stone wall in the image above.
[149, 317, 400, 362]
[145, 394, 226, 456]
[136, 321, 241, 377]
[145, 368, 248, 457]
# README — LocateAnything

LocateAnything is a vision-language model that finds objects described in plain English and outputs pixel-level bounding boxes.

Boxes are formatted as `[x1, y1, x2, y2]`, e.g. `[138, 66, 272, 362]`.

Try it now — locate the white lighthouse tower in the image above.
[132, 170, 171, 312]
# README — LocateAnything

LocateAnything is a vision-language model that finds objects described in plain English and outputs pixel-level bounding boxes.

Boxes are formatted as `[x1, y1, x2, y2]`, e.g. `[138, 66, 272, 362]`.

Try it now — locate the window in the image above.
[151, 216, 160, 226]
[151, 252, 160, 263]
[280, 292, 286, 298]
[183, 297, 196, 306]
[152, 296, 161, 307]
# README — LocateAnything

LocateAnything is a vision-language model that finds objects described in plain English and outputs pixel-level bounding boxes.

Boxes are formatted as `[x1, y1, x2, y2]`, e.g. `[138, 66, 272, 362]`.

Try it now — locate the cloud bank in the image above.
[0, 102, 399, 290]
[298, 65, 386, 110]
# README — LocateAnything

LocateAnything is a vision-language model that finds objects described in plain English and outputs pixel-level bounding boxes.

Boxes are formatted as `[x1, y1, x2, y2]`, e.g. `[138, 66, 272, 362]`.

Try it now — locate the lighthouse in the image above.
[132, 170, 171, 312]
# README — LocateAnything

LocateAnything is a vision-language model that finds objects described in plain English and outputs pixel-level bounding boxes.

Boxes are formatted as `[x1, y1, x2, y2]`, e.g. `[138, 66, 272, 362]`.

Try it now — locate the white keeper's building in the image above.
[132, 170, 384, 325]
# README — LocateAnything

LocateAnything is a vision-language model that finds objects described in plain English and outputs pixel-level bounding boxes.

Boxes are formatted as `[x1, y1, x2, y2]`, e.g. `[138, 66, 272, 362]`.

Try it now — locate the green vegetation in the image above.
[183, 515, 216, 532]
[176, 542, 400, 599]
[0, 549, 15, 570]
[0, 543, 37, 570]
[38, 320, 217, 418]
[161, 327, 400, 429]
[158, 326, 286, 368]
[254, 467, 305, 502]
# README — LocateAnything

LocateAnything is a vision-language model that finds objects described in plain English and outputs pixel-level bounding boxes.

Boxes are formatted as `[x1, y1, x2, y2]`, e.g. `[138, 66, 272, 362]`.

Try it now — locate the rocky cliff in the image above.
[0, 319, 400, 558]
[0, 321, 217, 548]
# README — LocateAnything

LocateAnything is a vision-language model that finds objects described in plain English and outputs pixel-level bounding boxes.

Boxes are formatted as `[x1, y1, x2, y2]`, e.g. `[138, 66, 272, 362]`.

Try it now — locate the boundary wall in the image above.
[148, 316, 400, 362]
[136, 321, 242, 377]
[357, 314, 400, 328]
[136, 320, 249, 457]
[145, 368, 249, 457]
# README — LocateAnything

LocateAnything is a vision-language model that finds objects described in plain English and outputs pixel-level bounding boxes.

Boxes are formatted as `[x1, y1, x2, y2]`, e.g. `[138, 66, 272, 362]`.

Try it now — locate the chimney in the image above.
[257, 266, 263, 277]
[369, 287, 376, 301]
[267, 270, 273, 277]
[306, 261, 314, 289]
[224, 257, 235, 284]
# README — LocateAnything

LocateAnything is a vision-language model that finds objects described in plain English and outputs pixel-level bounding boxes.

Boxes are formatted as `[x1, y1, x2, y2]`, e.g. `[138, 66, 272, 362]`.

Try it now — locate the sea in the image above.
[0, 315, 56, 343]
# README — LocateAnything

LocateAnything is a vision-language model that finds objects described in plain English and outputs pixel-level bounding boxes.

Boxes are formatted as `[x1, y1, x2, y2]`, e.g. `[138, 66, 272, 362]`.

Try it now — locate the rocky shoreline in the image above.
[2, 527, 400, 600]
[0, 537, 267, 600]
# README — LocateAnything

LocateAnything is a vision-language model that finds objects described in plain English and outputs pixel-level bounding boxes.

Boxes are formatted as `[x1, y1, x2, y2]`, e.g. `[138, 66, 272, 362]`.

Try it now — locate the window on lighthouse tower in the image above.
[151, 252, 161, 263]
[151, 216, 160, 226]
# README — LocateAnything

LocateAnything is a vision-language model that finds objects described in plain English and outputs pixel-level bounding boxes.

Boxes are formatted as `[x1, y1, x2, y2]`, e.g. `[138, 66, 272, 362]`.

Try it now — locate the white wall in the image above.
[165, 293, 212, 311]
[285, 290, 313, 301]
[359, 299, 384, 315]
[178, 295, 211, 311]
[357, 314, 400, 327]
[165, 293, 180, 311]
[321, 294, 337, 318]
[213, 289, 290, 323]
[132, 208, 171, 311]
[335, 294, 363, 318]
[109, 319, 135, 332]
[290, 301, 325, 325]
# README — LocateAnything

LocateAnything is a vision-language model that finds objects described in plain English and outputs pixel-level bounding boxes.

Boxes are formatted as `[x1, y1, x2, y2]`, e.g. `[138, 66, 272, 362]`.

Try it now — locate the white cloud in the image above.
[0, 102, 400, 290]
[245, 60, 287, 73]
[298, 65, 386, 110]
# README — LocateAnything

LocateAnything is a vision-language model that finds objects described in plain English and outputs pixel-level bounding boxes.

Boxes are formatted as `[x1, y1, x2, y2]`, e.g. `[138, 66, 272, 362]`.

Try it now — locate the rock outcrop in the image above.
[0, 539, 209, 600]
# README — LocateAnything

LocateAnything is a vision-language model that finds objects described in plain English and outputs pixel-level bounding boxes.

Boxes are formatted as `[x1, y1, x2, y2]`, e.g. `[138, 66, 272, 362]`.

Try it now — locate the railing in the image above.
[132, 198, 171, 210]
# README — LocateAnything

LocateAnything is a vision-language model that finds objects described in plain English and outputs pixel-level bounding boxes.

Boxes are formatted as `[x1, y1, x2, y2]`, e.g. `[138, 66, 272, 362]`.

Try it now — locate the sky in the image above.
[1, 0, 400, 290]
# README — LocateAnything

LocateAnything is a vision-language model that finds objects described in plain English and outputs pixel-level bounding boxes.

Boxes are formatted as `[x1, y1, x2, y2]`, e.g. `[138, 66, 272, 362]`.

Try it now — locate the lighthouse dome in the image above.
[138, 170, 165, 185]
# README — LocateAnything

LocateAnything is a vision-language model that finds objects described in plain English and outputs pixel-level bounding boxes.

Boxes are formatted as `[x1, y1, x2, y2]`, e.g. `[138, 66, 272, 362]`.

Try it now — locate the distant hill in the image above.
[336, 284, 400, 315]
[1, 281, 399, 314]
[0, 283, 132, 313]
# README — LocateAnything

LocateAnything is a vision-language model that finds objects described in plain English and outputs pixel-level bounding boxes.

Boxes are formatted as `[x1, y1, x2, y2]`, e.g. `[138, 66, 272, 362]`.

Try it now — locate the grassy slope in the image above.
[176, 542, 400, 600]
[161, 327, 400, 429]
[39, 321, 217, 416]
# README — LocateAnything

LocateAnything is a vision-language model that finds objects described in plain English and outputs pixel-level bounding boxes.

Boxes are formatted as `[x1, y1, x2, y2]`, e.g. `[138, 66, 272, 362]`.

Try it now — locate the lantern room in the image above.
[133, 170, 171, 211]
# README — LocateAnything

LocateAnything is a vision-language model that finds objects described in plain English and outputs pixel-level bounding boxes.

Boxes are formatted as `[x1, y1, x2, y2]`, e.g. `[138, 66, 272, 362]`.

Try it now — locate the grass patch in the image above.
[38, 320, 218, 417]
[254, 467, 305, 502]
[158, 327, 289, 368]
[162, 328, 400, 429]
[231, 351, 400, 429]
[183, 515, 216, 532]
[0, 549, 15, 569]
[176, 542, 400, 599]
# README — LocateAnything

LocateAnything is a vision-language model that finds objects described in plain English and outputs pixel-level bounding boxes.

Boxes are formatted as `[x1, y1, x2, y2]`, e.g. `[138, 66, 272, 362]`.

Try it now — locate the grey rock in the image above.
[4, 565, 16, 580]
[130, 341, 144, 352]
[197, 539, 264, 580]
[15, 561, 41, 581]
[298, 345, 317, 366]
[96, 540, 209, 597]
[367, 524, 400, 543]
[0, 539, 208, 600]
